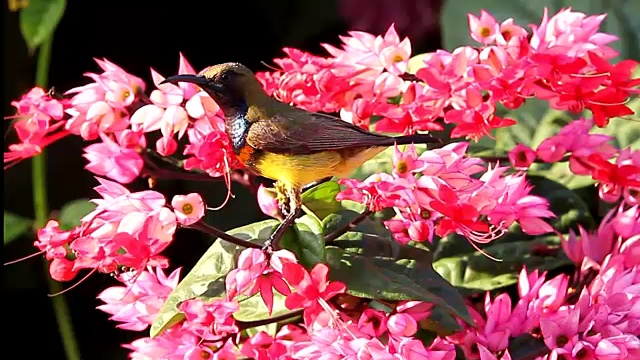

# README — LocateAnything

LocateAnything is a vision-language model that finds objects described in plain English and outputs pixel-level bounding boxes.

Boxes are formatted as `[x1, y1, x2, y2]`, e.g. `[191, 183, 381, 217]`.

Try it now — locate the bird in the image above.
[162, 62, 441, 251]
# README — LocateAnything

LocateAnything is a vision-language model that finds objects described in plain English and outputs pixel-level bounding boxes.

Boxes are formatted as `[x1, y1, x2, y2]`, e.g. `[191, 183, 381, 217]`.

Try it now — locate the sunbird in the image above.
[163, 63, 441, 250]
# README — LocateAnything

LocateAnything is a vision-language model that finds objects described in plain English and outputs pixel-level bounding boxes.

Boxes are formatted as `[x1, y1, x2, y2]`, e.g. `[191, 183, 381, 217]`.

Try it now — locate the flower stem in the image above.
[32, 36, 82, 360]
[235, 309, 303, 329]
[190, 220, 263, 249]
[325, 210, 373, 243]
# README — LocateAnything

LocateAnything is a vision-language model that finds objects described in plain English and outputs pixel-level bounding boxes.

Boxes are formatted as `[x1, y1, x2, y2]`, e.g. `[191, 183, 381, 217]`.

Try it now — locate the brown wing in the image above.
[245, 110, 393, 155]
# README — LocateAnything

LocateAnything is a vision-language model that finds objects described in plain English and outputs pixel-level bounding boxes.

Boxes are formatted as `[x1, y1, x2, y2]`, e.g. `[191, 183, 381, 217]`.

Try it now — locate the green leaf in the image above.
[234, 292, 288, 322]
[421, 307, 462, 336]
[341, 199, 368, 214]
[234, 292, 297, 336]
[301, 181, 342, 220]
[530, 162, 597, 190]
[528, 110, 574, 149]
[526, 175, 595, 232]
[4, 212, 33, 245]
[58, 199, 97, 230]
[498, 100, 563, 151]
[433, 235, 572, 292]
[281, 215, 326, 269]
[508, 334, 548, 360]
[441, 0, 640, 61]
[325, 232, 473, 327]
[292, 215, 326, 268]
[19, 0, 66, 50]
[322, 208, 391, 239]
[467, 100, 570, 157]
[150, 220, 278, 337]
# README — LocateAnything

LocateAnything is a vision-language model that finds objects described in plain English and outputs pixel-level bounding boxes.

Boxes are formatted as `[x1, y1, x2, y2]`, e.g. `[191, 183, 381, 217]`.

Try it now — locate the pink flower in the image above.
[4, 87, 71, 168]
[560, 229, 585, 265]
[97, 267, 181, 331]
[11, 87, 66, 124]
[485, 170, 556, 235]
[613, 205, 640, 239]
[376, 24, 412, 75]
[337, 173, 410, 212]
[339, 97, 375, 130]
[372, 72, 404, 97]
[171, 193, 205, 226]
[358, 309, 388, 337]
[133, 68, 193, 136]
[116, 129, 147, 150]
[508, 144, 536, 170]
[468, 10, 500, 44]
[583, 151, 640, 204]
[179, 298, 239, 340]
[387, 312, 417, 337]
[125, 327, 237, 360]
[537, 274, 569, 311]
[322, 26, 382, 73]
[535, 118, 616, 175]
[83, 133, 144, 184]
[482, 293, 512, 352]
[392, 144, 426, 177]
[257, 48, 359, 114]
[595, 335, 640, 360]
[573, 213, 618, 270]
[257, 184, 282, 219]
[240, 331, 288, 360]
[509, 268, 550, 335]
[540, 307, 580, 352]
[49, 257, 78, 282]
[282, 262, 346, 322]
[571, 341, 596, 360]
[530, 8, 619, 59]
[495, 18, 528, 45]
[183, 118, 240, 178]
[225, 248, 296, 314]
[385, 218, 434, 244]
[129, 54, 213, 157]
[65, 58, 143, 140]
[155, 135, 178, 157]
[35, 220, 73, 259]
[42, 178, 178, 276]
[375, 81, 445, 135]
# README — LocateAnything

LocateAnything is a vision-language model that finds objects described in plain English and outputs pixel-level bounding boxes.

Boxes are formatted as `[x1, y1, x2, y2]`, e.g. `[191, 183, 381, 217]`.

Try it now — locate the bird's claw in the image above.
[274, 182, 291, 215]
[262, 236, 275, 254]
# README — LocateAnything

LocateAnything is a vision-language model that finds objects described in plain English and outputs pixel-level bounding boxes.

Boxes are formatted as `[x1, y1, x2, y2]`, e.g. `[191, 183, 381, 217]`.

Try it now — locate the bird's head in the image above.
[162, 62, 266, 117]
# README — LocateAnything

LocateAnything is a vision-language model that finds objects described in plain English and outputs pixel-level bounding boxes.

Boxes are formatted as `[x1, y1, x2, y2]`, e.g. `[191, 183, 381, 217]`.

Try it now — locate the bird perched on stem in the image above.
[163, 62, 441, 251]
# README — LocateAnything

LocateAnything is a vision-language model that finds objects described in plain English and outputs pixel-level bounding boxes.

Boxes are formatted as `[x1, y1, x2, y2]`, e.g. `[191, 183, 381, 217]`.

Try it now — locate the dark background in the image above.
[4, 1, 444, 359]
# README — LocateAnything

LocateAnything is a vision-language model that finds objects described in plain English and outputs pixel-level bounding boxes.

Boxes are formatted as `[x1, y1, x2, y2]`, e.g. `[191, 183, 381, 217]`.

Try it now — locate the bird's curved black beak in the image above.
[161, 74, 209, 87]
[161, 74, 225, 96]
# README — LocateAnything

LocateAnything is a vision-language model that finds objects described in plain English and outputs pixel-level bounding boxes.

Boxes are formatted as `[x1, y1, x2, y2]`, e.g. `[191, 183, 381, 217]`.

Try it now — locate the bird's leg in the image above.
[262, 186, 302, 253]
[274, 181, 291, 215]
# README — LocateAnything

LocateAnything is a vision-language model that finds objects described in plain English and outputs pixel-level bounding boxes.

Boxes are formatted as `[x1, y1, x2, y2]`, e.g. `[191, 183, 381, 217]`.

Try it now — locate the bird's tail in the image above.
[386, 133, 442, 146]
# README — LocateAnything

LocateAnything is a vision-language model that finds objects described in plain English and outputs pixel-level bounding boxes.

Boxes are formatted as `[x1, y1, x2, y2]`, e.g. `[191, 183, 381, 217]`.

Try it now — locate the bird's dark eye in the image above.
[220, 72, 231, 82]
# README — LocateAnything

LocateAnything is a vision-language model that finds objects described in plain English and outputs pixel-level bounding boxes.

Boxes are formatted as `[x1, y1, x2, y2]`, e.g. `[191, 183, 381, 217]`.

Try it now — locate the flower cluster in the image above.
[34, 178, 205, 281]
[338, 142, 555, 249]
[508, 118, 640, 205]
[5, 6, 639, 360]
[447, 204, 640, 360]
[94, 206, 639, 360]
